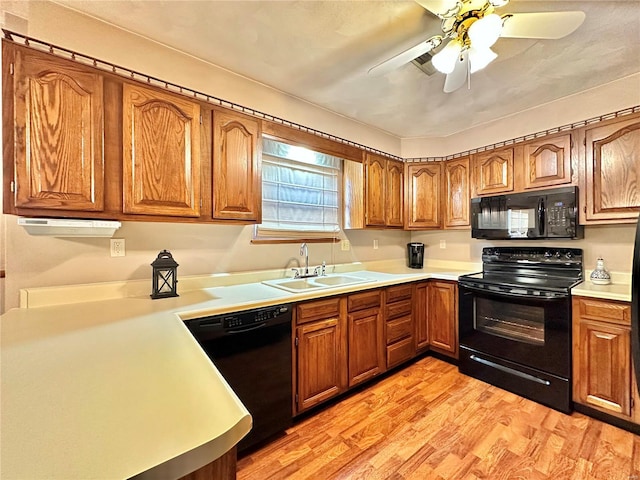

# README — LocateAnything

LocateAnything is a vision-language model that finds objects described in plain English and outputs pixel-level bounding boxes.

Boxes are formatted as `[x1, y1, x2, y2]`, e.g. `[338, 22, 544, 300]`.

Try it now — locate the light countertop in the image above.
[571, 280, 632, 303]
[0, 260, 475, 480]
[2, 259, 631, 479]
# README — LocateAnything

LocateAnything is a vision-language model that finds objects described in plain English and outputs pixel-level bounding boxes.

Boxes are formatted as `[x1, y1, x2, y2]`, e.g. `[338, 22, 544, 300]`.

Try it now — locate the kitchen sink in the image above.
[262, 274, 374, 293]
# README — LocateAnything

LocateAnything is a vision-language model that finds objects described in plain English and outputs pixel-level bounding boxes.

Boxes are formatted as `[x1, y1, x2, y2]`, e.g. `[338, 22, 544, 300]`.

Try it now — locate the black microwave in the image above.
[471, 186, 584, 240]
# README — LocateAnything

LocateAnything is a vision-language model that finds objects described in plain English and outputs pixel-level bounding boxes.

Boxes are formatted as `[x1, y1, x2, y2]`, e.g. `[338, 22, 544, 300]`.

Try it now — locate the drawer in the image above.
[574, 297, 631, 326]
[386, 284, 413, 303]
[386, 315, 412, 344]
[348, 290, 381, 312]
[385, 299, 412, 321]
[297, 297, 341, 324]
[387, 337, 415, 369]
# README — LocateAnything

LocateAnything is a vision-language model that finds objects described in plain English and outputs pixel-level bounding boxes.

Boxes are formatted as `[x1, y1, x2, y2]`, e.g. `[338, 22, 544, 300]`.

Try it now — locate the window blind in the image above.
[257, 139, 342, 239]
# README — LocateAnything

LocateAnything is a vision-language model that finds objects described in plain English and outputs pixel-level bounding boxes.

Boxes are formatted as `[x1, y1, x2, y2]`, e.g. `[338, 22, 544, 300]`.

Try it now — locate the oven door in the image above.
[458, 282, 571, 378]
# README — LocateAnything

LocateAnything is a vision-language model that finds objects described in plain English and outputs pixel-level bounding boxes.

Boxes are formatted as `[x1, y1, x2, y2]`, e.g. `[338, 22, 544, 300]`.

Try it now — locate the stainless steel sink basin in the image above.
[262, 274, 374, 293]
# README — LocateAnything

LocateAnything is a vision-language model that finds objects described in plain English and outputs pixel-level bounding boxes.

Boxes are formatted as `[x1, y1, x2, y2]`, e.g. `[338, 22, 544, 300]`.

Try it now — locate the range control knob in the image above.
[565, 251, 573, 259]
[544, 250, 553, 258]
[555, 251, 561, 258]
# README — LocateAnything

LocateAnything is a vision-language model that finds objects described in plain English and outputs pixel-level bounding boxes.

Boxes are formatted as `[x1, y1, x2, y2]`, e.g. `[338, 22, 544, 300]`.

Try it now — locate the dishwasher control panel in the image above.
[223, 304, 291, 329]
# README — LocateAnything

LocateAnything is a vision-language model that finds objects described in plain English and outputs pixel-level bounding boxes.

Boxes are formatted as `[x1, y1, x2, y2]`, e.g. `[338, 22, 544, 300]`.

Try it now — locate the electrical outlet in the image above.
[440, 239, 446, 249]
[110, 239, 125, 257]
[341, 239, 350, 251]
[373, 239, 379, 250]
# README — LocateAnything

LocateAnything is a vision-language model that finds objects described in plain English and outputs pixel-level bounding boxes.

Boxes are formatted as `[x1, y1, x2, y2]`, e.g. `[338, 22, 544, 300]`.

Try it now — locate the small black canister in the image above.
[407, 242, 424, 269]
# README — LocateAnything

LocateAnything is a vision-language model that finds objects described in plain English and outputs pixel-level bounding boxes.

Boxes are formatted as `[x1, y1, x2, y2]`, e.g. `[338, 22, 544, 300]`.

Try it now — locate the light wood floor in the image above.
[237, 356, 640, 480]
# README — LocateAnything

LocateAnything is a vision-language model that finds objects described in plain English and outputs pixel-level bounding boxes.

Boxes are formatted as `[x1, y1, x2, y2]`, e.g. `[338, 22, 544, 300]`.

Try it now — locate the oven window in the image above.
[474, 297, 544, 345]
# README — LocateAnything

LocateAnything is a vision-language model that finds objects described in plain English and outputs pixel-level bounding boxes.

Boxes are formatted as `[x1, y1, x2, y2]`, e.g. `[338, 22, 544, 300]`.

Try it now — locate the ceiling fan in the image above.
[368, 0, 585, 93]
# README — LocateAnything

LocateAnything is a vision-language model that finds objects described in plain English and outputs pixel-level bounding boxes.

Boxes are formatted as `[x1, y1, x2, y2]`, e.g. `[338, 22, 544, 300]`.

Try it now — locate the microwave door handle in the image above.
[537, 198, 545, 236]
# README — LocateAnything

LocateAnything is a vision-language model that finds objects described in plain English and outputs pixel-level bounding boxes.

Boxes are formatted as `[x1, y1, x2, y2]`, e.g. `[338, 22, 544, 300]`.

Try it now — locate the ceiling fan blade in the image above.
[443, 49, 469, 93]
[414, 0, 459, 16]
[368, 35, 442, 76]
[500, 11, 586, 39]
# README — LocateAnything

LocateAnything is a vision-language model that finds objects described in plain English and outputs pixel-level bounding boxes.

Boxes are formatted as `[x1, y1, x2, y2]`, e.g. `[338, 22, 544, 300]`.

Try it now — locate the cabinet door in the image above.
[444, 157, 470, 228]
[386, 159, 404, 227]
[296, 317, 347, 412]
[12, 46, 104, 211]
[584, 115, 640, 221]
[348, 307, 385, 387]
[415, 282, 429, 351]
[575, 320, 631, 417]
[212, 110, 261, 221]
[523, 133, 572, 189]
[427, 281, 458, 358]
[364, 153, 387, 227]
[406, 163, 442, 229]
[473, 147, 514, 195]
[123, 83, 201, 217]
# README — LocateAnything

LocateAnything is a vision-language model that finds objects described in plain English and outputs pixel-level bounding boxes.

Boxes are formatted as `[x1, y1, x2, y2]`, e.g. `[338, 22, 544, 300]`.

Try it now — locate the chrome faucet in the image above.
[300, 242, 309, 276]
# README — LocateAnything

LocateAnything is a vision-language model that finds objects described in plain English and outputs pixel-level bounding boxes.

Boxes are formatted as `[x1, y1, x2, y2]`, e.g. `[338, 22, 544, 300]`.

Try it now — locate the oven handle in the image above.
[458, 283, 569, 301]
[470, 355, 551, 386]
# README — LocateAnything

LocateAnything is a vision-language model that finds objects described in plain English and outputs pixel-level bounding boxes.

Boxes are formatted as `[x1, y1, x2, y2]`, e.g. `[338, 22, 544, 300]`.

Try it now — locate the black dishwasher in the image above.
[184, 304, 293, 454]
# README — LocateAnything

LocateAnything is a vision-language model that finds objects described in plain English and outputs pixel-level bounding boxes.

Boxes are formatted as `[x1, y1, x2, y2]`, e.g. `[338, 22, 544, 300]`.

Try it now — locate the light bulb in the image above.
[469, 47, 498, 73]
[468, 14, 503, 49]
[432, 40, 463, 74]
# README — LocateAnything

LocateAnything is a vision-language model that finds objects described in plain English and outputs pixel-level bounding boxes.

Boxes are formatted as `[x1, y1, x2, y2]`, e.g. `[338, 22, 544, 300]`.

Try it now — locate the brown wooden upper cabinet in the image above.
[9, 45, 105, 212]
[443, 157, 470, 228]
[523, 133, 572, 190]
[212, 110, 262, 222]
[472, 147, 514, 196]
[386, 159, 405, 227]
[583, 114, 640, 223]
[122, 83, 201, 217]
[406, 162, 442, 229]
[364, 153, 403, 228]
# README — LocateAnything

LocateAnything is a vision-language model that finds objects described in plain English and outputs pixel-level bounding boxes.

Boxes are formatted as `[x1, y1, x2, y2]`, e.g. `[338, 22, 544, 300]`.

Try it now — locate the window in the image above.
[255, 138, 342, 241]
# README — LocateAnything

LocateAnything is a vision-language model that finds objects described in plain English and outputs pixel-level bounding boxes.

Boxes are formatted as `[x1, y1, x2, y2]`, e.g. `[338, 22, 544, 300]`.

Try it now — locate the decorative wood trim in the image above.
[406, 105, 640, 163]
[1, 30, 400, 163]
[3, 29, 639, 168]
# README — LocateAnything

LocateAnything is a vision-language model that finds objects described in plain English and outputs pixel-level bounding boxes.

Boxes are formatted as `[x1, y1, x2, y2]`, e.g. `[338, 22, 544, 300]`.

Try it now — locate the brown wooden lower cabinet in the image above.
[347, 290, 385, 387]
[384, 284, 415, 368]
[572, 296, 638, 423]
[294, 280, 459, 415]
[295, 297, 348, 413]
[427, 281, 458, 359]
[178, 447, 237, 480]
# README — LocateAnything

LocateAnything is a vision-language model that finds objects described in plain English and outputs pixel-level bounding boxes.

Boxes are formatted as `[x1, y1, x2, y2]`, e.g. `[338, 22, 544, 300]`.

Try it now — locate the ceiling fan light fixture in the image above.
[469, 46, 497, 73]
[432, 39, 462, 74]
[468, 13, 503, 48]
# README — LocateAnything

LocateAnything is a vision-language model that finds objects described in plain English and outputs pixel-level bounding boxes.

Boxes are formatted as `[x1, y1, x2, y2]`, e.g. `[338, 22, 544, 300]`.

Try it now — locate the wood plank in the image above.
[238, 356, 640, 480]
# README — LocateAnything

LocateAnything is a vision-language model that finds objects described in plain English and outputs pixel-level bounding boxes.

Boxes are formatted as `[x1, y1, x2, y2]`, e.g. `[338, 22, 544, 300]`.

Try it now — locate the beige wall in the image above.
[411, 224, 636, 278]
[401, 73, 640, 158]
[1, 1, 638, 312]
[4, 216, 409, 310]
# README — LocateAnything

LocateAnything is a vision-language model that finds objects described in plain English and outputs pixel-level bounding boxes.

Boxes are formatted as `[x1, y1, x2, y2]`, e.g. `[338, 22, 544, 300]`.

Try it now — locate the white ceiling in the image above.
[53, 0, 640, 139]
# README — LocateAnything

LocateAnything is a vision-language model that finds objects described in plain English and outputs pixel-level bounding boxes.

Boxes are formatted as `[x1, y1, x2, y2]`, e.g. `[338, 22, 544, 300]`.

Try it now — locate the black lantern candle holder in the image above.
[151, 250, 179, 299]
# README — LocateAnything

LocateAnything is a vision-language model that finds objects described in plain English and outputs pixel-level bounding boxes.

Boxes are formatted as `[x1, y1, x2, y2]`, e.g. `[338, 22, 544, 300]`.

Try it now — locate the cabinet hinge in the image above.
[10, 181, 15, 193]
[9, 63, 14, 75]
[200, 114, 203, 125]
[583, 136, 586, 147]
[294, 337, 299, 347]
